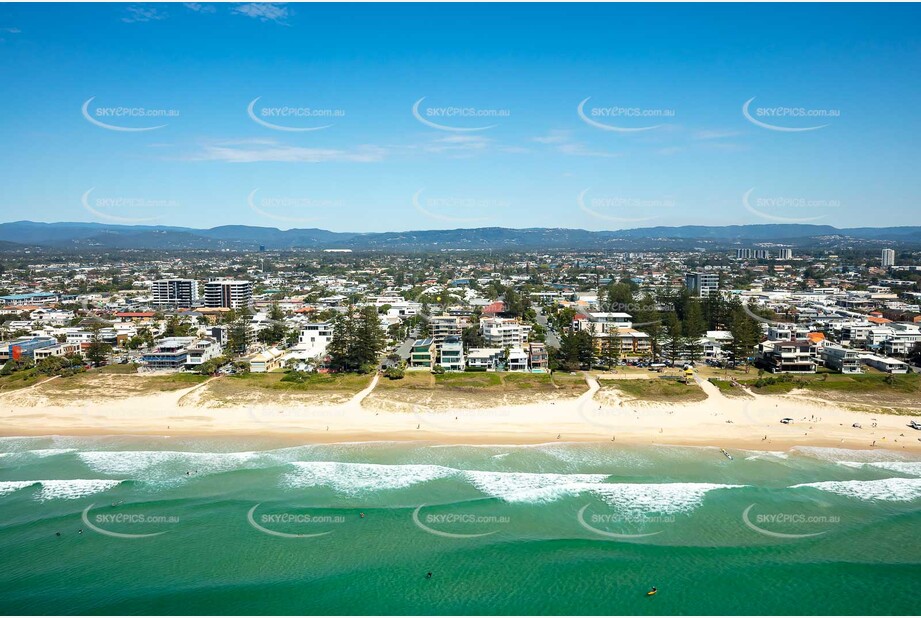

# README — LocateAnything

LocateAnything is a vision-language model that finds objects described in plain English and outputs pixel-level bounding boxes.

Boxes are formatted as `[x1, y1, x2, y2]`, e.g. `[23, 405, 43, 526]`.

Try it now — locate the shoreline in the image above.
[2, 375, 920, 454]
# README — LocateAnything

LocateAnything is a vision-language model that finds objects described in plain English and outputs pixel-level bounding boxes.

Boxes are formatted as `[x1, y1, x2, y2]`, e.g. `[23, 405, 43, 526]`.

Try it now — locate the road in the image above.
[395, 327, 420, 361]
[534, 306, 560, 348]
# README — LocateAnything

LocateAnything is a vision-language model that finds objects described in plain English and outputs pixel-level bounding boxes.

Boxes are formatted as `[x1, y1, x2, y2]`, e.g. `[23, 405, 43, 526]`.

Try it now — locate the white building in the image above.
[184, 339, 223, 369]
[506, 347, 529, 372]
[151, 279, 199, 308]
[439, 336, 465, 371]
[204, 279, 253, 310]
[822, 344, 862, 374]
[881, 248, 896, 268]
[33, 342, 82, 361]
[248, 347, 285, 373]
[430, 314, 465, 346]
[480, 317, 531, 347]
[685, 272, 720, 297]
[860, 353, 908, 374]
[466, 348, 504, 371]
[295, 322, 334, 359]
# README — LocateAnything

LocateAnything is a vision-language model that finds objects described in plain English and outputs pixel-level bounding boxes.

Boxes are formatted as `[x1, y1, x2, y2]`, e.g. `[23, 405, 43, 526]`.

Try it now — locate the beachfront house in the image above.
[248, 347, 285, 373]
[506, 347, 529, 372]
[439, 336, 465, 371]
[821, 344, 862, 374]
[754, 340, 817, 373]
[466, 347, 504, 371]
[528, 342, 549, 372]
[410, 338, 436, 368]
[141, 337, 197, 370]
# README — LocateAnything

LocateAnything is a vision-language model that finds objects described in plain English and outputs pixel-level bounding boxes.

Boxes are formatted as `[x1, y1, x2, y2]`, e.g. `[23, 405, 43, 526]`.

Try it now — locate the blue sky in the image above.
[1, 2, 919, 232]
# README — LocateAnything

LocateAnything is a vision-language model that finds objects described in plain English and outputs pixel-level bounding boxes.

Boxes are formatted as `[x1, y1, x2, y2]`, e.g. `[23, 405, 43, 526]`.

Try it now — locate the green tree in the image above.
[662, 311, 684, 364]
[85, 322, 112, 367]
[328, 305, 387, 373]
[257, 303, 288, 345]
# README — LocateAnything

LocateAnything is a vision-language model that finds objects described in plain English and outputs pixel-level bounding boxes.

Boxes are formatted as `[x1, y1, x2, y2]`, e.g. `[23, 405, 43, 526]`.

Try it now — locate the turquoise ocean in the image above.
[1, 436, 919, 615]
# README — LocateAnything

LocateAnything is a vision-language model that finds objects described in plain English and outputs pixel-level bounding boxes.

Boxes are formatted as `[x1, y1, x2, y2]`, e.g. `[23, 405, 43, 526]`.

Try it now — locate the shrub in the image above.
[384, 366, 405, 380]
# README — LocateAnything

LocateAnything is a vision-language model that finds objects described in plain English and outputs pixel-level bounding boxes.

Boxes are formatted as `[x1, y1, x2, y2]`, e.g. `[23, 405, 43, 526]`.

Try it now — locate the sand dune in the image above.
[1, 372, 919, 453]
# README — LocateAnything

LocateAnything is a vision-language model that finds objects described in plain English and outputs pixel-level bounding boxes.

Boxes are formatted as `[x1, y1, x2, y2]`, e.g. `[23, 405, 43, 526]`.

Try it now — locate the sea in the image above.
[0, 435, 919, 615]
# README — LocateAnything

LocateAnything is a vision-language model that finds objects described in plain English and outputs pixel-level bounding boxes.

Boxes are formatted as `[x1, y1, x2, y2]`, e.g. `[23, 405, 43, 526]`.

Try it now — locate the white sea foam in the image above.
[590, 482, 745, 514]
[0, 449, 75, 462]
[283, 461, 455, 495]
[0, 479, 122, 500]
[462, 470, 609, 503]
[792, 477, 921, 502]
[0, 480, 37, 496]
[537, 443, 652, 471]
[78, 450, 262, 482]
[837, 461, 921, 477]
[36, 479, 123, 501]
[793, 446, 904, 464]
[28, 449, 76, 458]
[743, 451, 789, 461]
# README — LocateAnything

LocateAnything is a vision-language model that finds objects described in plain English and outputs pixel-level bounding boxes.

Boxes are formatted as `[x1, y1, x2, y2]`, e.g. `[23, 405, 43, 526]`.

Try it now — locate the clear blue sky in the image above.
[1, 3, 919, 232]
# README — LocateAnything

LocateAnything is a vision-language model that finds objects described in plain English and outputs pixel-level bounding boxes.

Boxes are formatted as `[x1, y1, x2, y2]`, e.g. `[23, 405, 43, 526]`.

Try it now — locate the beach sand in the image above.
[1, 373, 919, 453]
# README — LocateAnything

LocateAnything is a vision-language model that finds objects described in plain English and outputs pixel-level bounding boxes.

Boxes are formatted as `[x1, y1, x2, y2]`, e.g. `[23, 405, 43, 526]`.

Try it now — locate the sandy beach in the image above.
[2, 372, 919, 453]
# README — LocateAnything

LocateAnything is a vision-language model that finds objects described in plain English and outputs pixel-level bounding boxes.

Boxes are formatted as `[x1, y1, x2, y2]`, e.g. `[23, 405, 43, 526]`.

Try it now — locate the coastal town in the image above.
[1, 244, 919, 421]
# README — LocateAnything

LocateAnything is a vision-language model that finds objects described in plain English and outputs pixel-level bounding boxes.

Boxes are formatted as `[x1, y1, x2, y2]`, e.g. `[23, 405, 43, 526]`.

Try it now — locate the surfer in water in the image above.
[425, 572, 433, 579]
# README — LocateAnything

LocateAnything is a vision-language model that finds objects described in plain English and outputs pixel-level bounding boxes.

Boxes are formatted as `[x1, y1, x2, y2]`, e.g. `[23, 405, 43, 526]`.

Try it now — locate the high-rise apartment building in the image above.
[685, 272, 720, 297]
[204, 279, 253, 309]
[151, 279, 199, 308]
[881, 248, 896, 267]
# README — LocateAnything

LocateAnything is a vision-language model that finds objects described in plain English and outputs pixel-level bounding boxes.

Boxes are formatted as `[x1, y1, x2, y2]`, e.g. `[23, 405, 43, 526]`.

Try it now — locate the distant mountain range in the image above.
[1, 221, 919, 252]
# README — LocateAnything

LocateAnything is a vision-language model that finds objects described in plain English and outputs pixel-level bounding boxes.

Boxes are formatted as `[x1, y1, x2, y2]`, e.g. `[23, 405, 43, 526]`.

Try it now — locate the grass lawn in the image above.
[40, 369, 209, 395]
[0, 371, 51, 392]
[708, 378, 752, 398]
[599, 377, 708, 403]
[739, 372, 921, 410]
[379, 370, 586, 393]
[223, 371, 373, 392]
[15, 365, 210, 403]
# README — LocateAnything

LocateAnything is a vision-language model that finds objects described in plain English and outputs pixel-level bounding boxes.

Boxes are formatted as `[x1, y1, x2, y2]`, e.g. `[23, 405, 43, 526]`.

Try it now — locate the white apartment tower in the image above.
[685, 272, 720, 297]
[881, 248, 896, 267]
[151, 279, 199, 308]
[204, 279, 253, 309]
